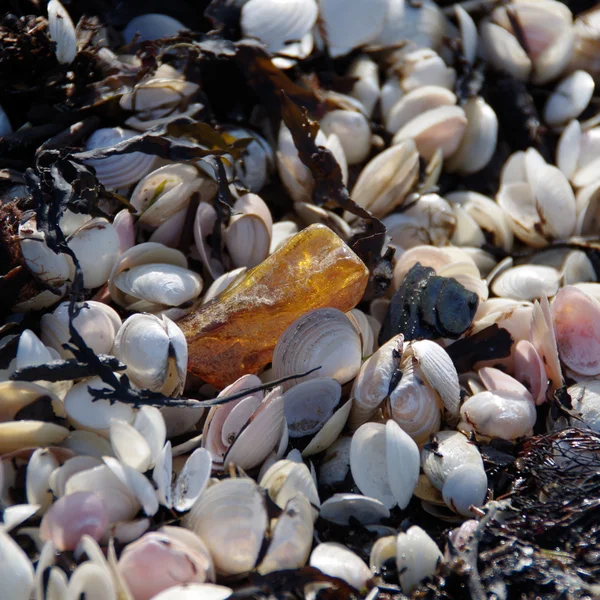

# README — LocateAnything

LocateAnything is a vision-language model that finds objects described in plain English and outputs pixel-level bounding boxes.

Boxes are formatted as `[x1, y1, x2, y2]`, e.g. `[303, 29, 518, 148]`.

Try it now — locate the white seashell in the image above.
[184, 478, 268, 576]
[64, 376, 135, 437]
[172, 448, 212, 512]
[272, 308, 362, 389]
[84, 128, 156, 190]
[224, 127, 274, 192]
[225, 193, 273, 269]
[257, 494, 313, 574]
[123, 13, 187, 43]
[398, 48, 456, 92]
[67, 218, 121, 289]
[320, 109, 371, 165]
[0, 531, 34, 600]
[301, 397, 351, 457]
[49, 456, 102, 497]
[113, 313, 187, 396]
[491, 265, 559, 301]
[455, 4, 478, 65]
[348, 56, 380, 118]
[60, 430, 113, 459]
[109, 419, 152, 473]
[370, 535, 397, 574]
[386, 85, 456, 135]
[41, 301, 121, 359]
[544, 70, 594, 128]
[318, 436, 351, 488]
[480, 20, 532, 81]
[410, 340, 460, 419]
[320, 493, 390, 526]
[47, 0, 77, 65]
[396, 526, 443, 594]
[241, 0, 317, 63]
[193, 202, 224, 279]
[446, 97, 498, 174]
[1, 504, 40, 532]
[26, 448, 59, 513]
[309, 542, 372, 591]
[318, 0, 387, 57]
[421, 430, 487, 516]
[385, 420, 420, 510]
[149, 584, 232, 600]
[460, 390, 537, 440]
[568, 380, 600, 432]
[350, 140, 419, 219]
[392, 105, 468, 160]
[283, 377, 341, 438]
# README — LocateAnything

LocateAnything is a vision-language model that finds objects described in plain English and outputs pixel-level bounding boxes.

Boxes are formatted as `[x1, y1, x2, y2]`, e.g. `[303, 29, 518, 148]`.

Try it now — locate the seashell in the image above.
[348, 56, 380, 118]
[64, 376, 135, 437]
[445, 97, 498, 175]
[480, 1, 575, 84]
[67, 217, 121, 289]
[47, 0, 77, 65]
[317, 0, 387, 58]
[112, 209, 136, 253]
[397, 48, 456, 93]
[225, 193, 273, 269]
[385, 85, 456, 135]
[272, 308, 362, 389]
[491, 265, 560, 301]
[454, 4, 478, 65]
[65, 464, 140, 523]
[123, 13, 187, 43]
[184, 478, 268, 576]
[83, 128, 156, 190]
[19, 217, 75, 288]
[421, 430, 487, 516]
[318, 436, 351, 488]
[392, 105, 468, 161]
[48, 456, 102, 497]
[320, 109, 371, 165]
[350, 140, 419, 219]
[370, 535, 397, 575]
[388, 358, 441, 445]
[117, 529, 214, 600]
[41, 301, 121, 359]
[257, 494, 313, 574]
[544, 70, 594, 129]
[350, 420, 420, 510]
[0, 530, 34, 600]
[567, 380, 600, 432]
[411, 340, 460, 419]
[562, 251, 597, 286]
[149, 584, 232, 600]
[460, 390, 537, 440]
[552, 285, 600, 375]
[0, 421, 69, 454]
[283, 377, 341, 438]
[113, 313, 187, 396]
[384, 193, 456, 251]
[26, 448, 59, 513]
[241, 0, 317, 64]
[0, 381, 61, 423]
[130, 164, 213, 230]
[109, 419, 152, 473]
[171, 448, 212, 512]
[60, 430, 114, 459]
[396, 526, 443, 594]
[309, 542, 372, 592]
[40, 492, 108, 551]
[319, 493, 390, 526]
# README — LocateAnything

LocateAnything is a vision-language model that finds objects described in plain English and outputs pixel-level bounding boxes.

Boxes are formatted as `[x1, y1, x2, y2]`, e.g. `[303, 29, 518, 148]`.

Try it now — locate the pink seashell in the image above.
[113, 209, 136, 253]
[117, 531, 212, 600]
[479, 366, 534, 403]
[552, 286, 600, 376]
[514, 340, 546, 405]
[40, 491, 108, 550]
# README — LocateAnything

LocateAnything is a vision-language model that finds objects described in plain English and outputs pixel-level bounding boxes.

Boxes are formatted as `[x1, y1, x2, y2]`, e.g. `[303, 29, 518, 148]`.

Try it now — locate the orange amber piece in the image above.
[179, 223, 369, 387]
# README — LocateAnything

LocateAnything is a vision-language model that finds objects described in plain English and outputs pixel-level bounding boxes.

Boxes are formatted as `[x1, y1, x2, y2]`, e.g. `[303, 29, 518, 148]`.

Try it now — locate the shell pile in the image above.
[2, 0, 600, 599]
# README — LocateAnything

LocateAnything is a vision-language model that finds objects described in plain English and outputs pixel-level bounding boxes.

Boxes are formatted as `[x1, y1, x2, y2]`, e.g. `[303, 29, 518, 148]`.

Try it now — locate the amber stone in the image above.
[179, 223, 369, 388]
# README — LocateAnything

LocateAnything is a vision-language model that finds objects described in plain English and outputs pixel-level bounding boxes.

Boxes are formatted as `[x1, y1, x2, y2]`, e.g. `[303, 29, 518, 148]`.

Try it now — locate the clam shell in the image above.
[0, 381, 61, 423]
[348, 56, 379, 118]
[491, 265, 559, 301]
[272, 308, 362, 389]
[309, 542, 372, 591]
[26, 448, 59, 513]
[301, 398, 351, 457]
[0, 421, 69, 454]
[109, 420, 152, 473]
[0, 531, 34, 600]
[544, 70, 594, 128]
[320, 109, 371, 165]
[184, 478, 268, 576]
[319, 493, 390, 526]
[396, 526, 443, 594]
[47, 0, 77, 65]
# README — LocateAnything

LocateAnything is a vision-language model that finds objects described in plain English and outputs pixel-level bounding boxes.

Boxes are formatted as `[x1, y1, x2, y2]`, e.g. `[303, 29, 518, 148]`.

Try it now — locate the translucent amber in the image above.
[179, 224, 369, 388]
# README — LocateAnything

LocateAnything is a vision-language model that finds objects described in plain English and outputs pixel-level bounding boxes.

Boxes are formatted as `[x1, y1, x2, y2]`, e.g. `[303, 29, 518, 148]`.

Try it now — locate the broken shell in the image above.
[184, 478, 268, 576]
[396, 526, 443, 594]
[47, 0, 77, 65]
[272, 308, 362, 389]
[112, 313, 187, 396]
